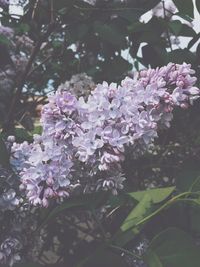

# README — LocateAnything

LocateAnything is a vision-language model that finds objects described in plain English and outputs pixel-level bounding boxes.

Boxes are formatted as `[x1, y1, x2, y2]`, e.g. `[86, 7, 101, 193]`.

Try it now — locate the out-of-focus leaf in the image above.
[167, 49, 196, 64]
[142, 44, 166, 67]
[16, 23, 30, 34]
[14, 128, 32, 142]
[188, 33, 200, 49]
[39, 192, 108, 227]
[144, 228, 200, 267]
[172, 0, 194, 18]
[0, 136, 10, 168]
[196, 0, 200, 15]
[77, 249, 128, 267]
[168, 20, 182, 35]
[129, 187, 175, 204]
[144, 250, 163, 267]
[67, 23, 89, 42]
[100, 56, 132, 81]
[117, 9, 144, 23]
[179, 24, 196, 37]
[0, 34, 10, 45]
[176, 162, 200, 192]
[175, 12, 193, 22]
[31, 125, 42, 135]
[94, 22, 126, 48]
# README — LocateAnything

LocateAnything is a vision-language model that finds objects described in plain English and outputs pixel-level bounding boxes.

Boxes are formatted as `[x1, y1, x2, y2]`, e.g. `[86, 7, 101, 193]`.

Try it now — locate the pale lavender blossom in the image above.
[0, 25, 14, 38]
[0, 0, 9, 7]
[10, 63, 200, 206]
[0, 237, 21, 267]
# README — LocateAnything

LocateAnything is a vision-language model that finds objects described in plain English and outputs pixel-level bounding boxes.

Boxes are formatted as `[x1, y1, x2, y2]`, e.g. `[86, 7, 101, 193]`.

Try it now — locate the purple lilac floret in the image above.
[0, 25, 14, 38]
[0, 0, 9, 8]
[10, 63, 200, 207]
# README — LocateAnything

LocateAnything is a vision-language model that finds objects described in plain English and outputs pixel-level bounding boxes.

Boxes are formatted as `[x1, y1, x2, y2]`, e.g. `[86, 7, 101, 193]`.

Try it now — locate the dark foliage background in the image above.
[1, 0, 200, 267]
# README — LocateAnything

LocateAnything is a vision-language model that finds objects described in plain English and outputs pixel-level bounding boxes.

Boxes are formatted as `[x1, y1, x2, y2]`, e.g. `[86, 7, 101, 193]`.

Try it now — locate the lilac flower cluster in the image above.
[10, 63, 200, 207]
[0, 166, 29, 266]
[0, 23, 35, 129]
[0, 25, 14, 38]
[58, 73, 95, 98]
[0, 237, 21, 266]
[0, 0, 9, 8]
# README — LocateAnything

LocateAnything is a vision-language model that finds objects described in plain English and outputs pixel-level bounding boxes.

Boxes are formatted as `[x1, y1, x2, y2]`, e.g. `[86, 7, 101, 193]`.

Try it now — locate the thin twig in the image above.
[73, 5, 145, 12]
[162, 0, 173, 51]
[3, 23, 55, 132]
[32, 0, 40, 20]
[50, 0, 54, 23]
[110, 244, 142, 260]
[27, 55, 52, 78]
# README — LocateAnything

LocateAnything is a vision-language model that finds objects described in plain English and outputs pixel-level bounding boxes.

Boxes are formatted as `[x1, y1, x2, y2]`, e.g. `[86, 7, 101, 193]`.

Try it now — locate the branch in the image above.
[27, 54, 52, 78]
[162, 0, 173, 52]
[32, 0, 40, 20]
[3, 23, 55, 132]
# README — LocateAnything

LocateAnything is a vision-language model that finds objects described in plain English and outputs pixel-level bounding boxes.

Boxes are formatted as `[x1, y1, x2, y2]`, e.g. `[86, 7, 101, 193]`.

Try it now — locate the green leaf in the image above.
[31, 125, 42, 135]
[117, 9, 144, 23]
[119, 187, 175, 244]
[0, 136, 10, 168]
[68, 23, 89, 42]
[94, 22, 126, 47]
[128, 187, 175, 204]
[38, 192, 108, 228]
[167, 49, 196, 64]
[14, 128, 32, 142]
[142, 44, 166, 67]
[196, 0, 200, 15]
[190, 206, 200, 233]
[16, 23, 30, 34]
[176, 163, 200, 192]
[113, 228, 139, 247]
[172, 0, 194, 18]
[121, 194, 153, 232]
[168, 20, 182, 36]
[175, 12, 193, 22]
[179, 24, 196, 37]
[145, 227, 200, 267]
[143, 250, 163, 267]
[77, 249, 129, 267]
[188, 33, 200, 49]
[101, 56, 132, 81]
[0, 34, 10, 45]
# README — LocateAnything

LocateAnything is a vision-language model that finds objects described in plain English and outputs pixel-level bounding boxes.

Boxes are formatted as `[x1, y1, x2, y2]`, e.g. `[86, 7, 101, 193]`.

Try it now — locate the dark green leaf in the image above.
[38, 192, 108, 228]
[0, 34, 10, 45]
[176, 162, 200, 192]
[77, 249, 128, 267]
[188, 33, 200, 49]
[196, 0, 200, 15]
[16, 23, 30, 34]
[94, 22, 126, 47]
[0, 136, 10, 168]
[172, 0, 194, 18]
[179, 24, 196, 37]
[167, 49, 196, 64]
[14, 128, 32, 142]
[144, 250, 163, 267]
[100, 57, 132, 81]
[145, 228, 200, 267]
[168, 20, 182, 36]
